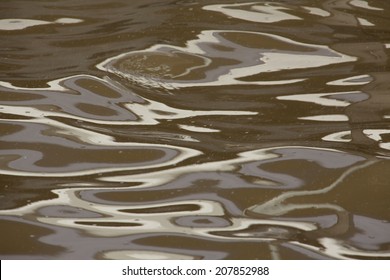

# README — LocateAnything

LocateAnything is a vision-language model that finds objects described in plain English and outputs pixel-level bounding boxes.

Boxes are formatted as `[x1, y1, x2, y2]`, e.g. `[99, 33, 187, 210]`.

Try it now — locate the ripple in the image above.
[0, 75, 255, 126]
[97, 30, 355, 89]
[0, 119, 201, 176]
[1, 0, 389, 260]
[0, 75, 142, 124]
[1, 145, 387, 259]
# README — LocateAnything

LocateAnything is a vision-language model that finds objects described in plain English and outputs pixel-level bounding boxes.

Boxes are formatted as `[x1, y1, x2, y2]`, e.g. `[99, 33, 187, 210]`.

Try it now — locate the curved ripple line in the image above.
[247, 160, 375, 216]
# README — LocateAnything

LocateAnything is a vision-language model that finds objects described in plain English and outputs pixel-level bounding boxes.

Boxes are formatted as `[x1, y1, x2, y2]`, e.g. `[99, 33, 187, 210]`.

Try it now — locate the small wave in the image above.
[97, 30, 355, 89]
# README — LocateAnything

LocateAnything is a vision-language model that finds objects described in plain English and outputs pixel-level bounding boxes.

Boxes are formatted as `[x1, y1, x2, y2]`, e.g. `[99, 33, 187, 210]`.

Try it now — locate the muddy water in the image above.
[1, 0, 390, 259]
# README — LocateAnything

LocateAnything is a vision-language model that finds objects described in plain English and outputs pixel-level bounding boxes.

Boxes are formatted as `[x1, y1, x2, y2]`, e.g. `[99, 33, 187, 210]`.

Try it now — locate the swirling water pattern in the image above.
[0, 0, 389, 259]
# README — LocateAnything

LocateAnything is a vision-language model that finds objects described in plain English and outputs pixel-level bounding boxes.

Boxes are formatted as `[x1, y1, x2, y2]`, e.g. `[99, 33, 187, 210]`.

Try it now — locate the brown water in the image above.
[0, 0, 389, 259]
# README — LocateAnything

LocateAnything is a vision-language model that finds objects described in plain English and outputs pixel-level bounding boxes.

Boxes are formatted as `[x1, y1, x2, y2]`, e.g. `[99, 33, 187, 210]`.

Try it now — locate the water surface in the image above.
[1, 0, 389, 259]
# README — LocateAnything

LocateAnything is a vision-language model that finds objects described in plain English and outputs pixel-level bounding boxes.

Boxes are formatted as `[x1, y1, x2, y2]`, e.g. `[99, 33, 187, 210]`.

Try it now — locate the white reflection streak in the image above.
[203, 2, 301, 23]
[0, 18, 82, 31]
[299, 114, 349, 122]
[277, 91, 360, 107]
[178, 124, 220, 133]
[326, 74, 372, 86]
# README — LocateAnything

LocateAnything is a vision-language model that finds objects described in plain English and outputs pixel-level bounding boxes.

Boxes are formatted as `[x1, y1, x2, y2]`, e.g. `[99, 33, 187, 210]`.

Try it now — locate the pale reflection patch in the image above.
[357, 18, 375, 26]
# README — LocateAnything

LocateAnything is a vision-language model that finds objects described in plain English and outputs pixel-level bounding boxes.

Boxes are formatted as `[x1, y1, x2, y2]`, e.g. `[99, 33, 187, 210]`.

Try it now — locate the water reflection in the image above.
[98, 30, 355, 89]
[1, 0, 390, 259]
